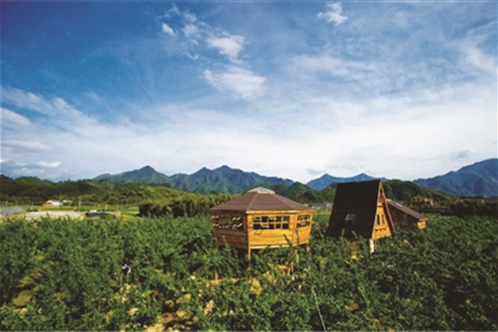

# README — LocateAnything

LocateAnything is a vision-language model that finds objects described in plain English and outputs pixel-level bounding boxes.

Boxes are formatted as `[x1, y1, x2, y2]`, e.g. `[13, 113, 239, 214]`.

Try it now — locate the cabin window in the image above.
[297, 214, 311, 228]
[253, 215, 289, 230]
[212, 215, 244, 231]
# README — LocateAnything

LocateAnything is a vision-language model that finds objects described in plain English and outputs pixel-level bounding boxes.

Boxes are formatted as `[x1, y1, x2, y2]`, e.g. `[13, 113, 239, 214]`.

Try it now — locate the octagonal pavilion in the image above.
[210, 187, 314, 259]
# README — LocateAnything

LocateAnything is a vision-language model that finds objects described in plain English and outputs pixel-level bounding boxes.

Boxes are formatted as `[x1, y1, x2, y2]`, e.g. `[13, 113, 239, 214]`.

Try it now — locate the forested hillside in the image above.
[3, 161, 485, 208]
[93, 166, 171, 185]
[1, 213, 496, 331]
[414, 158, 498, 197]
[0, 174, 457, 209]
[93, 165, 294, 194]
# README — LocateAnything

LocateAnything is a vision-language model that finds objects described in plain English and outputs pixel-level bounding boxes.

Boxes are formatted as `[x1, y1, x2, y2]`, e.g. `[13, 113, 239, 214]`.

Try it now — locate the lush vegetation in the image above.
[1, 174, 458, 210]
[0, 176, 230, 211]
[383, 179, 454, 204]
[138, 193, 232, 218]
[445, 199, 498, 217]
[1, 212, 496, 331]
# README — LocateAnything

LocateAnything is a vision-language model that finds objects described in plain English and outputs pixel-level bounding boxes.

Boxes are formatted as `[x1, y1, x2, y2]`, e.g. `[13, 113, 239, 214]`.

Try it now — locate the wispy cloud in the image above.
[83, 91, 102, 103]
[318, 2, 347, 26]
[37, 161, 61, 168]
[1, 108, 32, 129]
[1, 160, 62, 179]
[1, 87, 98, 132]
[207, 34, 245, 63]
[3, 139, 54, 153]
[1, 2, 495, 182]
[161, 22, 175, 36]
[203, 66, 266, 100]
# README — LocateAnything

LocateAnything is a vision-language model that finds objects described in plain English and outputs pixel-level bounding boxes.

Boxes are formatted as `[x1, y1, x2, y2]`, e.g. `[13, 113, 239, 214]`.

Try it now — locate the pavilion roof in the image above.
[211, 187, 311, 212]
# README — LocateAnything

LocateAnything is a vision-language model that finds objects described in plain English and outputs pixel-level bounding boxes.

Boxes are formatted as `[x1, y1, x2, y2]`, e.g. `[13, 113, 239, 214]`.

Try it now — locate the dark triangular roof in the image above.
[211, 187, 311, 212]
[326, 179, 385, 239]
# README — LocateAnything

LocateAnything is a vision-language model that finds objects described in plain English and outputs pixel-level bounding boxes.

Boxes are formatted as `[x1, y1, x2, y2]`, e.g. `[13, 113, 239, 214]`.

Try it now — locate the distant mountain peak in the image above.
[139, 165, 155, 171]
[306, 173, 380, 191]
[414, 158, 497, 197]
[88, 159, 497, 197]
[93, 165, 170, 185]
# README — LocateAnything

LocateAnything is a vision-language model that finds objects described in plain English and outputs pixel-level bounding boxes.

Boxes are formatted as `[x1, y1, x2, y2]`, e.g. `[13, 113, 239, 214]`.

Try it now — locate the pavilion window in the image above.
[212, 215, 244, 231]
[253, 215, 289, 230]
[297, 214, 312, 228]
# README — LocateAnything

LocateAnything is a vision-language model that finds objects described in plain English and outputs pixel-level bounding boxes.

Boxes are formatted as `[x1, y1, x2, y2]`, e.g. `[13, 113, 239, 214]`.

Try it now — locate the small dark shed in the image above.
[387, 199, 427, 230]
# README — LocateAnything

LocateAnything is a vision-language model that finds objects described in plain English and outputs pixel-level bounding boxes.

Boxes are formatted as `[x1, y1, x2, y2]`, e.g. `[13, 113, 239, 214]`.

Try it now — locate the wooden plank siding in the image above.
[246, 212, 312, 248]
[212, 211, 313, 254]
[214, 229, 248, 249]
[211, 188, 314, 259]
[371, 202, 393, 240]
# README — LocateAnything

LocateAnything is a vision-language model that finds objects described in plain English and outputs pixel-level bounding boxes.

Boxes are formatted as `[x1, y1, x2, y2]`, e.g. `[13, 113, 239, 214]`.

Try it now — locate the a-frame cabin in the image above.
[326, 180, 395, 253]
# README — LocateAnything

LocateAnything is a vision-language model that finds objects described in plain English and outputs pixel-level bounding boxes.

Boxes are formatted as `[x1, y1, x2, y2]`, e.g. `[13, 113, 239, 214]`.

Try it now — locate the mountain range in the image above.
[94, 165, 294, 194]
[306, 173, 387, 190]
[413, 158, 497, 197]
[93, 159, 498, 197]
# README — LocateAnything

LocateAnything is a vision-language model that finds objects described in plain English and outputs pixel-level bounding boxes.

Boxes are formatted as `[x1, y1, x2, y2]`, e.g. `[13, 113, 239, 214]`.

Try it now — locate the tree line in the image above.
[1, 175, 459, 208]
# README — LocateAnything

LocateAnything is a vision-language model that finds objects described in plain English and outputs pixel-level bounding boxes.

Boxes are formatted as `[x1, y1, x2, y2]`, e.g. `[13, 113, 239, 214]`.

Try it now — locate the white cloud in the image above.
[83, 91, 102, 103]
[290, 54, 375, 81]
[183, 11, 197, 24]
[182, 24, 199, 38]
[207, 34, 245, 63]
[1, 87, 98, 133]
[1, 108, 32, 129]
[457, 39, 496, 75]
[203, 66, 266, 100]
[1, 3, 495, 183]
[161, 22, 175, 36]
[4, 139, 54, 153]
[164, 6, 180, 18]
[318, 2, 348, 26]
[37, 161, 61, 168]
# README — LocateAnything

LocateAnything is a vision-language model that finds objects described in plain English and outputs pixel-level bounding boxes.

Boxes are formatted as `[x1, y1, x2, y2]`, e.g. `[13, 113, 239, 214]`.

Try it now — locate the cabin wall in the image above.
[372, 203, 392, 240]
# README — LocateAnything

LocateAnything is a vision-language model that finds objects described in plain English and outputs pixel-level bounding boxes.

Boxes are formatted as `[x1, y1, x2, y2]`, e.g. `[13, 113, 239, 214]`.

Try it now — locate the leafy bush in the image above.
[139, 193, 231, 218]
[1, 214, 496, 331]
[445, 199, 498, 217]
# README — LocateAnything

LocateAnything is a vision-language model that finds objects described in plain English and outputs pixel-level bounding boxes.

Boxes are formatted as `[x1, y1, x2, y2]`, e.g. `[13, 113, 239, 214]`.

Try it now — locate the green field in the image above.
[0, 212, 496, 331]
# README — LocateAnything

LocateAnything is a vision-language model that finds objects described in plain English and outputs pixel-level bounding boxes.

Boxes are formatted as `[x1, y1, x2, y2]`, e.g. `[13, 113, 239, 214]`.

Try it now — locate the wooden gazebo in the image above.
[210, 187, 314, 259]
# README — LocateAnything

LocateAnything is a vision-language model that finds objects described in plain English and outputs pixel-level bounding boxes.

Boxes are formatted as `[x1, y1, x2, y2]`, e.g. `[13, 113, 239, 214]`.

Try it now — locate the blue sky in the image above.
[1, 1, 496, 183]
